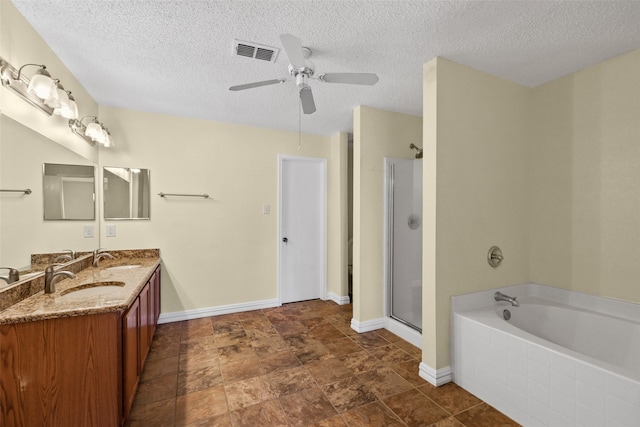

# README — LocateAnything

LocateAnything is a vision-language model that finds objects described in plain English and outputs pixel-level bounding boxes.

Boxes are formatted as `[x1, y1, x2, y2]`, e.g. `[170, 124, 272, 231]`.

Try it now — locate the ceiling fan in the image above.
[229, 34, 379, 115]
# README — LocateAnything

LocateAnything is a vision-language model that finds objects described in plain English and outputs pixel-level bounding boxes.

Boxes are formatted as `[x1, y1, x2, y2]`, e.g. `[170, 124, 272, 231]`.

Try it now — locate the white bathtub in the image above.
[452, 283, 640, 427]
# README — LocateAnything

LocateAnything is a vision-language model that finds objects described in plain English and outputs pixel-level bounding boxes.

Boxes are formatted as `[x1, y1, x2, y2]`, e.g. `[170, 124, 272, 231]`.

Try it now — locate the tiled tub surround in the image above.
[0, 249, 160, 322]
[452, 283, 640, 427]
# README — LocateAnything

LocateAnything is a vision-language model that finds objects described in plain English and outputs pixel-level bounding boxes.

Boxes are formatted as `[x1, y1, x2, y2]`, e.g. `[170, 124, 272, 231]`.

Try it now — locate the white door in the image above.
[279, 155, 327, 303]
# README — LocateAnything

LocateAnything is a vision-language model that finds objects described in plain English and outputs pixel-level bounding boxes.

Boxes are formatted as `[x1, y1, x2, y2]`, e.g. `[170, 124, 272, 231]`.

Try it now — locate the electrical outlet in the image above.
[83, 225, 94, 238]
[106, 225, 116, 237]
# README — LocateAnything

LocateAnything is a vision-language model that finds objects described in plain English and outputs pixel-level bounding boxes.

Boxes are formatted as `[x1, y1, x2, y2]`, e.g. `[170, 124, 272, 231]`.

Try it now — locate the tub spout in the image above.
[494, 291, 519, 307]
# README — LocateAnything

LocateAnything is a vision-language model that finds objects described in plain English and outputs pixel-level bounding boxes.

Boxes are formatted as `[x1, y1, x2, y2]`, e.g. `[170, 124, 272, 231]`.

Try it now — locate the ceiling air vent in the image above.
[232, 40, 279, 63]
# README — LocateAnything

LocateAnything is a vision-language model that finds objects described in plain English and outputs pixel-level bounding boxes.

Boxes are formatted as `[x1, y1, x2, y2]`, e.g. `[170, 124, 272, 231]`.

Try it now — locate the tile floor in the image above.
[125, 299, 520, 427]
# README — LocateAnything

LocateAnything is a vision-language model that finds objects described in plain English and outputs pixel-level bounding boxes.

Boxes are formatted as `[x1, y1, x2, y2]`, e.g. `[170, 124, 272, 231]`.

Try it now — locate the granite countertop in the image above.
[0, 257, 160, 325]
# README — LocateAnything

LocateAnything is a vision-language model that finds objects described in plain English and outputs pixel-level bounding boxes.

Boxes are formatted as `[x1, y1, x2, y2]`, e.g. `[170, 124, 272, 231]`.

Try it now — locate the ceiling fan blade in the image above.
[318, 73, 379, 85]
[229, 79, 286, 91]
[280, 34, 306, 69]
[299, 86, 316, 114]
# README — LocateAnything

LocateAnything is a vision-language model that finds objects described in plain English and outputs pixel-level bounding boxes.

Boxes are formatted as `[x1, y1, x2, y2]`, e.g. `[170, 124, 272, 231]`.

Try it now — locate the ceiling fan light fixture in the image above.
[295, 73, 308, 90]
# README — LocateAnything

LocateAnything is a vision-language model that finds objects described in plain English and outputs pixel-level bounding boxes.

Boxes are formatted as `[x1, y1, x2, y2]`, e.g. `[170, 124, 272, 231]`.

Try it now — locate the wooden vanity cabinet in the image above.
[0, 312, 122, 426]
[122, 296, 140, 421]
[122, 265, 161, 422]
[0, 264, 162, 427]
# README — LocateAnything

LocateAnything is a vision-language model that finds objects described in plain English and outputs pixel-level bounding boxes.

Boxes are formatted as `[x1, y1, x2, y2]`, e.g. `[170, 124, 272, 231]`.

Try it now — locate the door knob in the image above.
[282, 237, 288, 244]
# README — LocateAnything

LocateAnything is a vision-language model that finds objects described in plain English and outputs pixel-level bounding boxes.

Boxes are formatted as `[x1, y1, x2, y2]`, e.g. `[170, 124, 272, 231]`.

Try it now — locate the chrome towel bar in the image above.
[158, 192, 209, 199]
[0, 188, 31, 195]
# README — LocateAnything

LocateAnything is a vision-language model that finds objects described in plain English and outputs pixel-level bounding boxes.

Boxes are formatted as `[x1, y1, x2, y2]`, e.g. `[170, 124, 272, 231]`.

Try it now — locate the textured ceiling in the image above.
[11, 0, 640, 136]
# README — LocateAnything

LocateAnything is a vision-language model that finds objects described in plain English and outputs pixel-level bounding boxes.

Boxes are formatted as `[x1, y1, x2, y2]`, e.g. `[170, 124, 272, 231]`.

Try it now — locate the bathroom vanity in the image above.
[0, 252, 161, 426]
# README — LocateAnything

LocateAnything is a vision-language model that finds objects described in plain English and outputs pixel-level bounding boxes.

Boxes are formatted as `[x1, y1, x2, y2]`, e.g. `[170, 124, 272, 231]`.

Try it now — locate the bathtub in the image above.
[452, 283, 640, 427]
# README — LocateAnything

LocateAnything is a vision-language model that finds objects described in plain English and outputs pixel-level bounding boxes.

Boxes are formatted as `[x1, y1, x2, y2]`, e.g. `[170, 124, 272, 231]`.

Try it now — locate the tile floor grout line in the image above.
[131, 301, 519, 426]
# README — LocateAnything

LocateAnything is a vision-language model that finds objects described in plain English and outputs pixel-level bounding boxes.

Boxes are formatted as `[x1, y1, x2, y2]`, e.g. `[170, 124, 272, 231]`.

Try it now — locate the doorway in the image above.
[278, 155, 327, 304]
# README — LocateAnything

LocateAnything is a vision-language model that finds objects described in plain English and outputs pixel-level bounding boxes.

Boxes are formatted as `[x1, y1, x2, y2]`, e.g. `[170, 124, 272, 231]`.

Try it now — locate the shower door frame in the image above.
[384, 158, 422, 334]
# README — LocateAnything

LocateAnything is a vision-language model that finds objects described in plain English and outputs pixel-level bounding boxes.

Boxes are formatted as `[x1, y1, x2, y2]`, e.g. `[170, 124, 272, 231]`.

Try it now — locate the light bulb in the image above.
[103, 130, 114, 148]
[46, 85, 66, 109]
[56, 95, 78, 119]
[27, 68, 56, 100]
[85, 121, 103, 141]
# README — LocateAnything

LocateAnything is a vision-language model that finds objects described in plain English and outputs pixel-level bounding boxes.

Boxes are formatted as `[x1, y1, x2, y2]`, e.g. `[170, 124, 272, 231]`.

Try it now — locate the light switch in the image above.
[106, 225, 116, 237]
[83, 225, 94, 238]
[263, 204, 270, 215]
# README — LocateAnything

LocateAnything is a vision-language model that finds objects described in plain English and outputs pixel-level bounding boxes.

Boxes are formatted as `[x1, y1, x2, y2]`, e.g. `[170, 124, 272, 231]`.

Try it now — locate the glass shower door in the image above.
[387, 159, 422, 331]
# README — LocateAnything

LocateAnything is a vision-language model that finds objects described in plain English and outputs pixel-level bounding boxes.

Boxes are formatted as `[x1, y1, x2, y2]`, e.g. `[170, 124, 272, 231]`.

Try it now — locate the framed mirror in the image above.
[43, 163, 96, 220]
[103, 167, 150, 220]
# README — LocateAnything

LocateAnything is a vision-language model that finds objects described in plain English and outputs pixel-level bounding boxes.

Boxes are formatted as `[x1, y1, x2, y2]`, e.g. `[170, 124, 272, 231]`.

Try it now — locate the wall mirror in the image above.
[0, 114, 99, 274]
[43, 163, 96, 220]
[103, 167, 150, 220]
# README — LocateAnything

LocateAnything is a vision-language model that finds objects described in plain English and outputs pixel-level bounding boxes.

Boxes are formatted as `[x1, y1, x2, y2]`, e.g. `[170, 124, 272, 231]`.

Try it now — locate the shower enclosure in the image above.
[385, 158, 422, 332]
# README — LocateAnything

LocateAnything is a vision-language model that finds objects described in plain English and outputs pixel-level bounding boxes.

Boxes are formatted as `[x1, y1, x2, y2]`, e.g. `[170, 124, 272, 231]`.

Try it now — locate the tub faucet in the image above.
[93, 250, 114, 267]
[0, 267, 20, 285]
[494, 291, 519, 307]
[44, 264, 75, 294]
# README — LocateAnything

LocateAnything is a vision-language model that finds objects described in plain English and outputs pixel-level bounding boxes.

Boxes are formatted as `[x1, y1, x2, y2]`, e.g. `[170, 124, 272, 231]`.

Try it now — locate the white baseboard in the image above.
[158, 298, 280, 324]
[326, 292, 351, 305]
[350, 317, 385, 333]
[419, 362, 452, 386]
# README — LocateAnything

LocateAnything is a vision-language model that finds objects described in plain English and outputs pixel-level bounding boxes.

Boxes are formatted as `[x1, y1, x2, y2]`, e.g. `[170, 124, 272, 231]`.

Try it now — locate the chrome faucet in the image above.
[0, 267, 20, 285]
[93, 249, 114, 267]
[494, 291, 519, 307]
[63, 249, 76, 259]
[54, 254, 73, 263]
[44, 264, 75, 293]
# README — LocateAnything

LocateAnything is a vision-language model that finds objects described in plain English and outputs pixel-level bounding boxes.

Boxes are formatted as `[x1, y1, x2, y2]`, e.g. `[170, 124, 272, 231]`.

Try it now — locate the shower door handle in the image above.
[282, 237, 288, 244]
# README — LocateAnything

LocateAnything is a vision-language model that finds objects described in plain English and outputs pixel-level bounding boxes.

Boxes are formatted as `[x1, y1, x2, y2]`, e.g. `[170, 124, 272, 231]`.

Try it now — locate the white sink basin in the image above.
[60, 281, 126, 298]
[105, 265, 141, 271]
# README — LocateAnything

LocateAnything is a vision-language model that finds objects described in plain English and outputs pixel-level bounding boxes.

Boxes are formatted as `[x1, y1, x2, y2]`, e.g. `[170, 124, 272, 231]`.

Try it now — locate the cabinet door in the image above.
[123, 297, 140, 420]
[147, 273, 156, 341]
[139, 283, 150, 367]
[153, 267, 161, 323]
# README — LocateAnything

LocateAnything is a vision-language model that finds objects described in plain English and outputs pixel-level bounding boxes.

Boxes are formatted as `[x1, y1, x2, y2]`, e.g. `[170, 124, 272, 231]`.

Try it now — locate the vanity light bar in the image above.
[0, 58, 54, 115]
[0, 56, 114, 148]
[69, 118, 97, 146]
[69, 116, 114, 148]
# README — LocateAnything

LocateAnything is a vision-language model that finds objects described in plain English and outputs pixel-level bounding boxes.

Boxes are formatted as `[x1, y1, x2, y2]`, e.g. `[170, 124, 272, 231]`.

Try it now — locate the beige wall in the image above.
[352, 106, 422, 323]
[424, 51, 640, 371]
[99, 106, 347, 313]
[328, 132, 349, 298]
[530, 49, 640, 304]
[424, 58, 531, 369]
